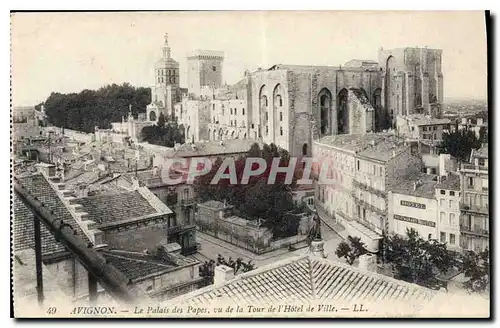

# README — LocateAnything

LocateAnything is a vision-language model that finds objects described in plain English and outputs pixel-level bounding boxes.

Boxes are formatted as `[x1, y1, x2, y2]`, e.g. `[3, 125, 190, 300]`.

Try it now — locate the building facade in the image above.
[459, 145, 489, 252]
[379, 47, 444, 119]
[147, 33, 183, 122]
[187, 50, 225, 97]
[313, 133, 423, 254]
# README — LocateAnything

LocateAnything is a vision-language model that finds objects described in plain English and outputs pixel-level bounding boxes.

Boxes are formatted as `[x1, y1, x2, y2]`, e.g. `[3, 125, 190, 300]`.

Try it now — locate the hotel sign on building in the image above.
[394, 214, 436, 228]
[400, 200, 426, 210]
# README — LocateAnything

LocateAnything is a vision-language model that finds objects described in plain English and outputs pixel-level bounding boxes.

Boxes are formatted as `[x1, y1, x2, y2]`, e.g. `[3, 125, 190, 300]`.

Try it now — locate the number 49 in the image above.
[46, 307, 57, 315]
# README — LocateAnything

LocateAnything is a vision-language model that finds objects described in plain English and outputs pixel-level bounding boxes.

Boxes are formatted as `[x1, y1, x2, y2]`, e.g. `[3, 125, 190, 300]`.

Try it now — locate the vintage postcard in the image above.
[10, 11, 490, 318]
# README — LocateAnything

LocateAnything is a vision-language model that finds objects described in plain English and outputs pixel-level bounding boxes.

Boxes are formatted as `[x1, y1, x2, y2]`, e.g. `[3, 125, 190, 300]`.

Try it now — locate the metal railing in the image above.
[460, 224, 489, 236]
[460, 202, 489, 214]
[461, 164, 488, 173]
[13, 178, 139, 304]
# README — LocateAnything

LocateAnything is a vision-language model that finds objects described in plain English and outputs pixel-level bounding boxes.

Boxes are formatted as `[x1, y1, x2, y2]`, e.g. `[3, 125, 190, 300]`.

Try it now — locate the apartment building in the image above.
[459, 144, 489, 252]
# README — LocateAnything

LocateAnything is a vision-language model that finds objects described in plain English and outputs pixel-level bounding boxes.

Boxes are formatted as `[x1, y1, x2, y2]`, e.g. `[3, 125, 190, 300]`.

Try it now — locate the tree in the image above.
[384, 229, 456, 288]
[193, 142, 300, 239]
[140, 123, 185, 147]
[440, 129, 482, 162]
[157, 113, 166, 129]
[461, 249, 490, 293]
[198, 255, 256, 286]
[335, 236, 368, 265]
[478, 126, 488, 143]
[43, 83, 151, 133]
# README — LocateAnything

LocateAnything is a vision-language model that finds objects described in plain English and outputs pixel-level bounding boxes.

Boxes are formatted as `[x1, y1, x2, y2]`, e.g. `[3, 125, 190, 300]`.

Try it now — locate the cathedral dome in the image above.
[155, 57, 179, 69]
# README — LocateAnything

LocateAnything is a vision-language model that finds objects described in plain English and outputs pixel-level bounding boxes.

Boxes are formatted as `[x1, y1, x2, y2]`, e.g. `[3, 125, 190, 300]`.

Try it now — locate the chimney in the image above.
[310, 239, 326, 258]
[358, 253, 377, 272]
[214, 265, 235, 286]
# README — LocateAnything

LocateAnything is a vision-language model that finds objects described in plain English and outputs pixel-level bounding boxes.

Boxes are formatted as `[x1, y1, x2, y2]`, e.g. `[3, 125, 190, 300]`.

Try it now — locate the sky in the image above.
[11, 11, 488, 106]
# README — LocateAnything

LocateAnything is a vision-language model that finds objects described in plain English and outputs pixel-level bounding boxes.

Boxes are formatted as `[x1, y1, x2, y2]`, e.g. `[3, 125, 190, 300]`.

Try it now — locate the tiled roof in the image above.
[13, 173, 91, 257]
[74, 190, 160, 225]
[436, 174, 460, 191]
[388, 172, 437, 199]
[122, 170, 163, 187]
[358, 144, 410, 162]
[315, 133, 395, 153]
[167, 255, 435, 307]
[100, 250, 199, 281]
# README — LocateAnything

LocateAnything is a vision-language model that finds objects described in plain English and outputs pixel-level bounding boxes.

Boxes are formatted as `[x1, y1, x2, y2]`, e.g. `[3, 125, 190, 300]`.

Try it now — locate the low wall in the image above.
[196, 206, 311, 255]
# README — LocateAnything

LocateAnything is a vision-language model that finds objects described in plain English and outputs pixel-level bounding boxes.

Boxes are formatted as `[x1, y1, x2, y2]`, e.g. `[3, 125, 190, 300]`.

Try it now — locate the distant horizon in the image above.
[12, 82, 489, 108]
[11, 11, 487, 106]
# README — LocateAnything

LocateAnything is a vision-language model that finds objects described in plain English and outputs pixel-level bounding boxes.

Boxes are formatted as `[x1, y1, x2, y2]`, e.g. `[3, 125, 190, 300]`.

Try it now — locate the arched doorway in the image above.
[385, 56, 396, 123]
[186, 126, 191, 141]
[372, 88, 383, 131]
[337, 88, 349, 134]
[259, 85, 268, 137]
[208, 129, 212, 141]
[302, 143, 308, 156]
[317, 88, 332, 136]
[273, 84, 285, 140]
[149, 111, 157, 122]
[213, 129, 217, 141]
[179, 124, 185, 137]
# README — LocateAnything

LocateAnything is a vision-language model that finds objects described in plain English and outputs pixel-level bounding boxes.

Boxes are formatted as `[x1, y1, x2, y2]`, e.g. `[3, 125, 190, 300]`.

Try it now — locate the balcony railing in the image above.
[461, 164, 488, 173]
[460, 203, 489, 215]
[460, 224, 489, 237]
[352, 193, 387, 217]
[352, 180, 387, 198]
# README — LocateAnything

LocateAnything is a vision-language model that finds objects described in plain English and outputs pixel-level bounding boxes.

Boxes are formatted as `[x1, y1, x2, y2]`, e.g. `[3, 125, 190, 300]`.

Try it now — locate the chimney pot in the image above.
[214, 265, 235, 286]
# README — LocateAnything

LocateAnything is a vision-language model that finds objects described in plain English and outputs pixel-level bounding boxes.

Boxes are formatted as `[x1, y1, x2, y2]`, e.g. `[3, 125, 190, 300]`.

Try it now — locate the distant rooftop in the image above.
[388, 172, 437, 199]
[315, 133, 409, 162]
[188, 49, 225, 58]
[401, 114, 451, 126]
[343, 59, 380, 68]
[436, 174, 460, 191]
[471, 144, 488, 159]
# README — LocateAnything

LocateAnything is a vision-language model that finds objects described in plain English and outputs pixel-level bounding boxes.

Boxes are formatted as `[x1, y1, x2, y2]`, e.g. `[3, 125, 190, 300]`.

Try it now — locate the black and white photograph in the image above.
[9, 10, 490, 318]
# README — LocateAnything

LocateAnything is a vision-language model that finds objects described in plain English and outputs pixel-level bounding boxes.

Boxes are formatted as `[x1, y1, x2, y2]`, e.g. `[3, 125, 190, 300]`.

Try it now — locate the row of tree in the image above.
[39, 83, 151, 133]
[194, 142, 305, 239]
[335, 229, 490, 294]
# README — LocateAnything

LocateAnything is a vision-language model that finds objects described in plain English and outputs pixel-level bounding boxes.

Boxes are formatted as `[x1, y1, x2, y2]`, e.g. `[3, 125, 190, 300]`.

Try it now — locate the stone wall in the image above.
[135, 264, 200, 302]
